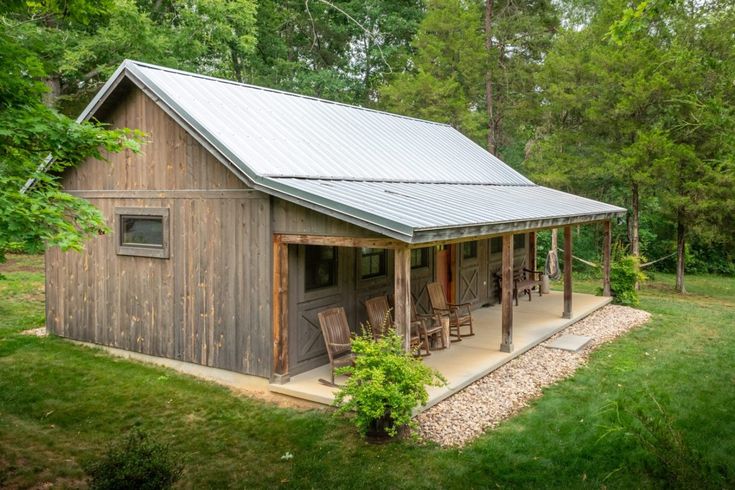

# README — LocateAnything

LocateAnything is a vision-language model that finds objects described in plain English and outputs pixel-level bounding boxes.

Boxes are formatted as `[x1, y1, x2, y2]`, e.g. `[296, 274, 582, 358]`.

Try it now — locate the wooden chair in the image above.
[411, 296, 446, 350]
[427, 282, 474, 341]
[317, 307, 356, 384]
[364, 295, 431, 356]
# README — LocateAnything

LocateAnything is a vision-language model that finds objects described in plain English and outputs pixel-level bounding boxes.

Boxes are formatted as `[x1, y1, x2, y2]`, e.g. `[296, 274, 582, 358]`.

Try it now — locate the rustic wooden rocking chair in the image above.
[317, 307, 356, 385]
[364, 295, 431, 356]
[411, 296, 447, 351]
[427, 282, 474, 341]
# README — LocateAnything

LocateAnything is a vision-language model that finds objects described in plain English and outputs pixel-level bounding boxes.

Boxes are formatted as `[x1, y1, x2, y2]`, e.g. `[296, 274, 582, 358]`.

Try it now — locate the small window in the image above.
[490, 237, 502, 254]
[115, 207, 169, 258]
[461, 241, 477, 260]
[305, 246, 338, 291]
[514, 234, 526, 250]
[360, 248, 386, 279]
[411, 248, 429, 269]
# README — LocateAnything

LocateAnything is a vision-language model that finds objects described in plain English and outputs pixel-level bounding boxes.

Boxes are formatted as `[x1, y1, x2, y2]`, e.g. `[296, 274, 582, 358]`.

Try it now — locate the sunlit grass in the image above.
[0, 255, 733, 488]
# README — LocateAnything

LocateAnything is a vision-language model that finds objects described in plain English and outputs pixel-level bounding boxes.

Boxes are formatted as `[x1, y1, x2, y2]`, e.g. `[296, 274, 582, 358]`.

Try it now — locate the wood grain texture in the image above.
[272, 238, 289, 377]
[500, 234, 514, 352]
[46, 87, 273, 377]
[394, 247, 412, 352]
[563, 225, 573, 319]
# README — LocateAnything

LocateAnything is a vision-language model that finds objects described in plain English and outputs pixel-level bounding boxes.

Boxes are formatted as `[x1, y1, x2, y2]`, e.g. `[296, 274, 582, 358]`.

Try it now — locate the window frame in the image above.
[461, 241, 478, 260]
[359, 247, 387, 279]
[304, 245, 339, 292]
[115, 207, 170, 259]
[514, 234, 526, 250]
[410, 247, 430, 270]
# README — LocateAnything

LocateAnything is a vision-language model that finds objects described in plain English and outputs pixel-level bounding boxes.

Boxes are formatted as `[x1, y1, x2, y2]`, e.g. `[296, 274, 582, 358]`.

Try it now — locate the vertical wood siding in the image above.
[46, 87, 273, 377]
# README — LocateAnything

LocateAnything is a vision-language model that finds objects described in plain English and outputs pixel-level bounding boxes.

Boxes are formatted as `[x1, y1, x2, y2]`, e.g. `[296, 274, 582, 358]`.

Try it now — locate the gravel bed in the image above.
[416, 305, 651, 447]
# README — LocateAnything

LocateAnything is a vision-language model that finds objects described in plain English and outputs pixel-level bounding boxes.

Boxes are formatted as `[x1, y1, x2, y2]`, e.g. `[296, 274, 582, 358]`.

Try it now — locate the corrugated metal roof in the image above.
[126, 61, 532, 185]
[271, 179, 626, 240]
[76, 60, 627, 243]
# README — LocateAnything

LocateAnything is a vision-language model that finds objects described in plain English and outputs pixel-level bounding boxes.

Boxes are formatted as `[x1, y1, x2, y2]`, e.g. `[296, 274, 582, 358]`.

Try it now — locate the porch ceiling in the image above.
[269, 291, 612, 408]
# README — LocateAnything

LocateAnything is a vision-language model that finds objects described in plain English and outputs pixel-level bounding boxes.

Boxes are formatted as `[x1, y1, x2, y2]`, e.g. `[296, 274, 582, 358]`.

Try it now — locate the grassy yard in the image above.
[0, 255, 733, 488]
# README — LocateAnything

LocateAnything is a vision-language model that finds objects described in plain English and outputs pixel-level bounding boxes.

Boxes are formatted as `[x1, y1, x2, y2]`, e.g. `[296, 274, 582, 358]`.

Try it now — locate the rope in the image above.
[640, 252, 677, 268]
[554, 248, 677, 269]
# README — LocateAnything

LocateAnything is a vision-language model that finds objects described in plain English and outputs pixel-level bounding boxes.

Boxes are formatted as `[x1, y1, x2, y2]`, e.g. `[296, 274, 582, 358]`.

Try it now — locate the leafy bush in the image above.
[334, 328, 446, 438]
[83, 430, 183, 490]
[609, 255, 646, 306]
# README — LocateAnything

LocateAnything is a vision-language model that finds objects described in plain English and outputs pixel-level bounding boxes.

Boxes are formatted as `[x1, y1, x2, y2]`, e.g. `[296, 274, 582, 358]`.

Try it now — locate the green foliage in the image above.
[83, 429, 183, 490]
[609, 255, 646, 306]
[333, 328, 445, 437]
[0, 28, 143, 264]
[603, 394, 730, 489]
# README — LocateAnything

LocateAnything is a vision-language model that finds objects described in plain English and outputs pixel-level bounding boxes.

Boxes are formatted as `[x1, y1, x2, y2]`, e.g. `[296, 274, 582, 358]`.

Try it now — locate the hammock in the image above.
[545, 250, 561, 280]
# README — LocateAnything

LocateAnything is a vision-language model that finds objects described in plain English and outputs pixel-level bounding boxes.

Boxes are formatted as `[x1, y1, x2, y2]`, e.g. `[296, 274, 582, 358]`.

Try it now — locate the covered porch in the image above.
[270, 290, 612, 407]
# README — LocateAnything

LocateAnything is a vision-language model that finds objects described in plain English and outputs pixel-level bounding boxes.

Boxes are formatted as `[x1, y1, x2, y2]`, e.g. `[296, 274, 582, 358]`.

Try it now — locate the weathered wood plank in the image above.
[272, 237, 289, 380]
[500, 234, 514, 353]
[275, 233, 403, 249]
[563, 225, 573, 319]
[394, 247, 412, 352]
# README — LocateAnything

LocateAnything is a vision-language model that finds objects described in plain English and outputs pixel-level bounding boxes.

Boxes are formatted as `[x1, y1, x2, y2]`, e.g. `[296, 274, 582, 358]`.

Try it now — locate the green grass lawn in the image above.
[1, 255, 733, 489]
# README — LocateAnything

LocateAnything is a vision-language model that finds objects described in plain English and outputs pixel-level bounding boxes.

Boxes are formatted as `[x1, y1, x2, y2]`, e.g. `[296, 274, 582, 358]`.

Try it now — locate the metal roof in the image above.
[271, 179, 626, 242]
[76, 60, 626, 243]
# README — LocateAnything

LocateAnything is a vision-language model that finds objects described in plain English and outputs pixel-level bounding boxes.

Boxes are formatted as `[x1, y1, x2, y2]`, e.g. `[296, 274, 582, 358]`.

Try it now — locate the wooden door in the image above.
[410, 247, 434, 314]
[457, 240, 482, 307]
[288, 245, 355, 376]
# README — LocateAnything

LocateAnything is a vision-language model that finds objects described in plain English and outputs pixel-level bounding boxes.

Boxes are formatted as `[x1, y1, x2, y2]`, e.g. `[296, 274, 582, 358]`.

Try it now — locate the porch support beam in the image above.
[274, 233, 403, 249]
[272, 237, 289, 383]
[500, 234, 514, 353]
[394, 246, 412, 352]
[602, 220, 612, 297]
[563, 226, 573, 319]
[528, 231, 537, 271]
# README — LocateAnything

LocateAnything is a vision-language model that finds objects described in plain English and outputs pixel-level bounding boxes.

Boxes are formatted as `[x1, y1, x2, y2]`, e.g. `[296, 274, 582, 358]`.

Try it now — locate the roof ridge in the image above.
[124, 59, 453, 128]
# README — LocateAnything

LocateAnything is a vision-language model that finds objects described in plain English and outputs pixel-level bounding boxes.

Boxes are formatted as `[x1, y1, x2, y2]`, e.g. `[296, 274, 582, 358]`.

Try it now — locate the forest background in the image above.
[2, 0, 733, 291]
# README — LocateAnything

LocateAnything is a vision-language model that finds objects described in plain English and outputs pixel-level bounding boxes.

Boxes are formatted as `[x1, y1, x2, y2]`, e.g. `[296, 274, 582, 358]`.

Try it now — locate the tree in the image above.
[379, 0, 487, 143]
[0, 23, 141, 267]
[527, 0, 735, 292]
[483, 0, 557, 156]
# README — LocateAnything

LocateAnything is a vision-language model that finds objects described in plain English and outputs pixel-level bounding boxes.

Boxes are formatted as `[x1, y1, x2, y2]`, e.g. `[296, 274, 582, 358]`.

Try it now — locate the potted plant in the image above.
[333, 326, 446, 442]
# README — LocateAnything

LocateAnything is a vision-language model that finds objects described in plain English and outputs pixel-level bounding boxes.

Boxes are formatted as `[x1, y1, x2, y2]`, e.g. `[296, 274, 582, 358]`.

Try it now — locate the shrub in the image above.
[333, 328, 446, 438]
[609, 255, 646, 306]
[83, 429, 183, 490]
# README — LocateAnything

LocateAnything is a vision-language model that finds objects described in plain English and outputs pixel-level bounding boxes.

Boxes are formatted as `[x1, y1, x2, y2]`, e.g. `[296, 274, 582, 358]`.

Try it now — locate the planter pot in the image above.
[365, 413, 407, 444]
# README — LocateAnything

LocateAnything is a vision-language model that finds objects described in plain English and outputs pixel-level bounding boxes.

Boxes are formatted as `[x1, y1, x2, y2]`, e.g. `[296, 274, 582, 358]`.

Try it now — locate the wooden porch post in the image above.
[394, 246, 412, 352]
[500, 234, 514, 353]
[563, 226, 573, 319]
[602, 220, 612, 297]
[528, 231, 537, 271]
[272, 237, 289, 383]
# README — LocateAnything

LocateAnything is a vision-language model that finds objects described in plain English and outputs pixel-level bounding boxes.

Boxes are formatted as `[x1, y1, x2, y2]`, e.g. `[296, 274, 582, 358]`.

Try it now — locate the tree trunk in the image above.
[630, 182, 640, 257]
[43, 76, 62, 108]
[484, 0, 497, 155]
[676, 218, 686, 293]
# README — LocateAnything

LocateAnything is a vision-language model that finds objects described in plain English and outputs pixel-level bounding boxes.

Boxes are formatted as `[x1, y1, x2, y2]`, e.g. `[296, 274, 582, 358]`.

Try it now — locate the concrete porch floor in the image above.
[269, 291, 612, 409]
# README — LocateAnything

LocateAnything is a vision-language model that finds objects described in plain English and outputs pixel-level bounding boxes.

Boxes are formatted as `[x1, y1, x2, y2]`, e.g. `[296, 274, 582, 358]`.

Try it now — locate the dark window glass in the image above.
[121, 217, 163, 248]
[461, 241, 477, 260]
[305, 246, 338, 291]
[514, 234, 526, 249]
[360, 248, 386, 279]
[491, 237, 502, 253]
[411, 248, 429, 269]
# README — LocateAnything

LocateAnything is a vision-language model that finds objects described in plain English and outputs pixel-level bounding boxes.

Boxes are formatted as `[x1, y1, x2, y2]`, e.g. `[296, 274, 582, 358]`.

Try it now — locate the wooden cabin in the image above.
[46, 60, 625, 384]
